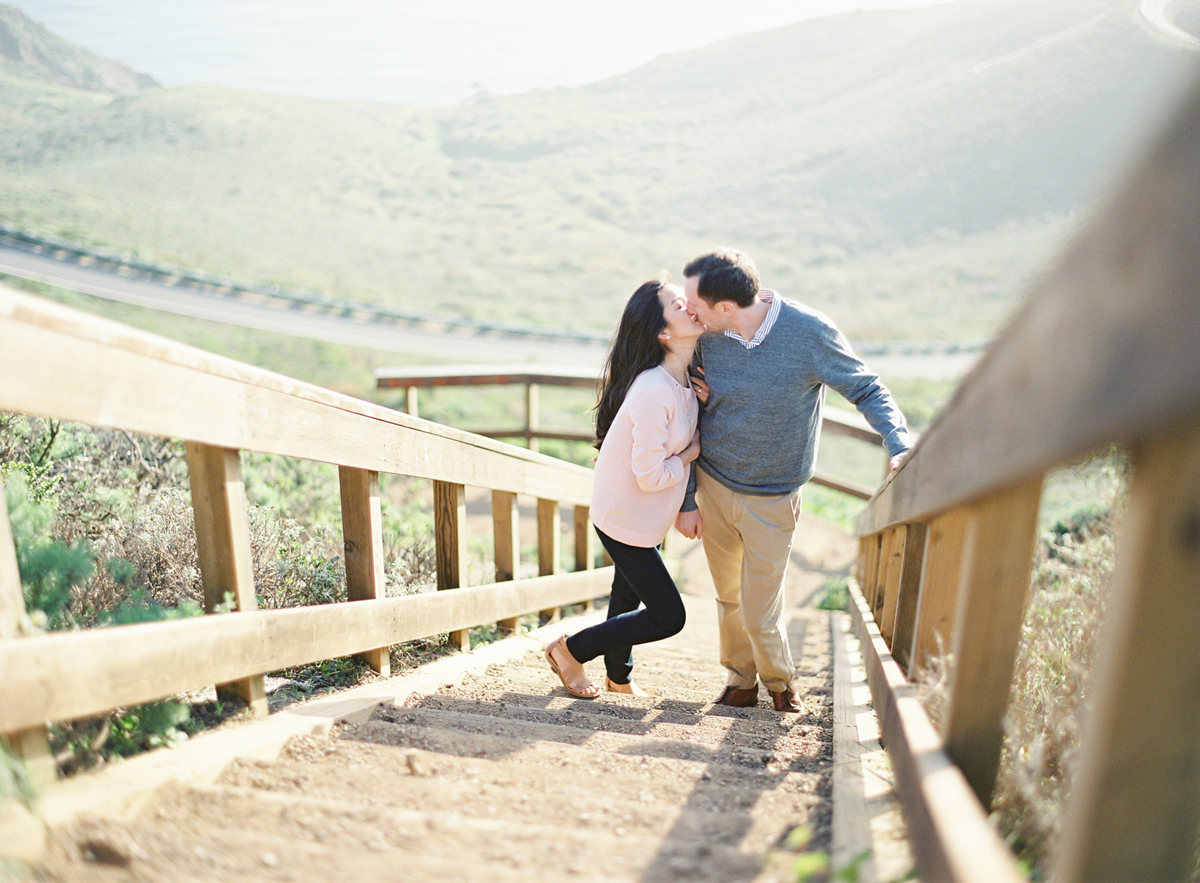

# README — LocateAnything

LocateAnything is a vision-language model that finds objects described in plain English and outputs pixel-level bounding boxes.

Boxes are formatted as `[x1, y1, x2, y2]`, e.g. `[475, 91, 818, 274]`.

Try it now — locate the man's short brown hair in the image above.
[683, 248, 760, 308]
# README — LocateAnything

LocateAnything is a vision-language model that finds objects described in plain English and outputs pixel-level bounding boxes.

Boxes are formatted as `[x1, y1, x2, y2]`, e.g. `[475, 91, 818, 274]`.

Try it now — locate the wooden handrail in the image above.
[0, 289, 608, 758]
[851, 75, 1200, 882]
[376, 364, 886, 498]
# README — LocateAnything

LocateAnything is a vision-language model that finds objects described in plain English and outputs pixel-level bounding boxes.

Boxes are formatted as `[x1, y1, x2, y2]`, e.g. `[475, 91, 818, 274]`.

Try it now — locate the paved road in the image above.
[0, 241, 611, 367]
[1, 239, 978, 378]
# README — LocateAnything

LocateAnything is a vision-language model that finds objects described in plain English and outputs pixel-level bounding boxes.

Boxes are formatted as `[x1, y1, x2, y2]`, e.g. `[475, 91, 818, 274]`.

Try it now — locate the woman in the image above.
[545, 277, 704, 698]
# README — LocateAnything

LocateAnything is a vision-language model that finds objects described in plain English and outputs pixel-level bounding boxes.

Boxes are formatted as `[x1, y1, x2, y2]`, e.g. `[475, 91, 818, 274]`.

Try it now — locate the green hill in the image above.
[0, 0, 1194, 341]
[0, 4, 155, 92]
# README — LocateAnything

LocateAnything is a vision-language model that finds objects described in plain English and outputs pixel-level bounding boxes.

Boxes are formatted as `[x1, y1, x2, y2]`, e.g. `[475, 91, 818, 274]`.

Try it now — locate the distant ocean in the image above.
[12, 0, 957, 105]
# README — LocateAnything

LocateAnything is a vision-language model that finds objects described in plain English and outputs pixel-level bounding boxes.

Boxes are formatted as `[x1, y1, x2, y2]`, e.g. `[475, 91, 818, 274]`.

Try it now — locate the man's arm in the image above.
[815, 321, 914, 458]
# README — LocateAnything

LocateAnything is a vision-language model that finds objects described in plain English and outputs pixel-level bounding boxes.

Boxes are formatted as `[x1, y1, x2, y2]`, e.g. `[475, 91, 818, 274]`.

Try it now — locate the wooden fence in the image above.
[0, 291, 612, 780]
[376, 364, 885, 499]
[851, 76, 1200, 881]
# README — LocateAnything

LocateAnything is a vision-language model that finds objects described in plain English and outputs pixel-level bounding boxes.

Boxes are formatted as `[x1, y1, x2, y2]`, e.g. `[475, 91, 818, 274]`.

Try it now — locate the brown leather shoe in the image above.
[714, 685, 758, 707]
[770, 687, 802, 713]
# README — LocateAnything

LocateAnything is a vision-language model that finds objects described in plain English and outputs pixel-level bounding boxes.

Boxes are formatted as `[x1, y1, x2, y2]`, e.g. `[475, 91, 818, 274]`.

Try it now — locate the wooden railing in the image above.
[376, 364, 884, 499]
[851, 76, 1200, 881]
[0, 291, 612, 780]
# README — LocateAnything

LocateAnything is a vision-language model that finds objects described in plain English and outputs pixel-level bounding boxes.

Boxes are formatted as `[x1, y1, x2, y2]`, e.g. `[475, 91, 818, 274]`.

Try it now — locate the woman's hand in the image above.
[690, 366, 709, 405]
[679, 430, 701, 465]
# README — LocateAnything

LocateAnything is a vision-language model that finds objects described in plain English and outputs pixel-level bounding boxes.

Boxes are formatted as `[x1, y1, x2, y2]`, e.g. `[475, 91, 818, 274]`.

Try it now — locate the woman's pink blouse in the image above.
[591, 366, 699, 548]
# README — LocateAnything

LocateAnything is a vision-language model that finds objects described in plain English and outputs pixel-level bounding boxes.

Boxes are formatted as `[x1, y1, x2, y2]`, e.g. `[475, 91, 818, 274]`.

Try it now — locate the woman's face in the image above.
[658, 283, 704, 343]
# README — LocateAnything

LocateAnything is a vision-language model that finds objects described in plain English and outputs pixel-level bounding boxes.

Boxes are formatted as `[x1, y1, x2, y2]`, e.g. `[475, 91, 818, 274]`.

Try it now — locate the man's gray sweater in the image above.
[681, 296, 913, 511]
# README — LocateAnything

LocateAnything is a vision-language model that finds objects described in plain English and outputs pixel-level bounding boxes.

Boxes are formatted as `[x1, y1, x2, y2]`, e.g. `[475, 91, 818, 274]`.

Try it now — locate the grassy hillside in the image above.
[0, 0, 1195, 343]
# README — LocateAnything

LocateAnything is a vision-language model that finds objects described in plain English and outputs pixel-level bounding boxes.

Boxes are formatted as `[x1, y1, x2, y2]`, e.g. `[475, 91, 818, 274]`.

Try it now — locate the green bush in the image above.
[4, 472, 92, 630]
[815, 576, 850, 612]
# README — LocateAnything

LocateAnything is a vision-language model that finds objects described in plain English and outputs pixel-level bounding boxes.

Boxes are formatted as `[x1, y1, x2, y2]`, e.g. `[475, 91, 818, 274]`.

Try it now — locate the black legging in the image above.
[565, 526, 686, 684]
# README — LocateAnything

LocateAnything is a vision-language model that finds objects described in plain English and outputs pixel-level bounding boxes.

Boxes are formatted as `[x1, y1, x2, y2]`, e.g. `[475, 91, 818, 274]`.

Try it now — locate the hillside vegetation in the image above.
[0, 0, 1195, 342]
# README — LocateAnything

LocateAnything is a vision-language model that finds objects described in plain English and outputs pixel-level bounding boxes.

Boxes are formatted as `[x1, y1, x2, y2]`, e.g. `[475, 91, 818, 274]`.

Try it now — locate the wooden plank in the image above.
[526, 382, 540, 453]
[0, 567, 614, 732]
[492, 490, 521, 632]
[185, 443, 267, 716]
[822, 407, 883, 445]
[831, 611, 877, 880]
[941, 476, 1042, 809]
[856, 79, 1200, 537]
[574, 505, 595, 611]
[889, 522, 928, 673]
[434, 480, 470, 651]
[0, 491, 24, 640]
[339, 466, 389, 676]
[0, 289, 593, 504]
[574, 505, 593, 572]
[908, 509, 969, 679]
[537, 498, 561, 621]
[1054, 421, 1200, 882]
[859, 533, 882, 614]
[375, 364, 601, 389]
[878, 525, 906, 642]
[848, 579, 1025, 883]
[811, 469, 875, 501]
[871, 531, 892, 625]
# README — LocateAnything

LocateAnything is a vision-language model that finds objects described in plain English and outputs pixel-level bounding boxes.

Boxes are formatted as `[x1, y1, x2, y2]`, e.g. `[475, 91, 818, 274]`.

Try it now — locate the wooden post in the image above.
[1054, 423, 1200, 882]
[889, 521, 928, 672]
[185, 443, 267, 716]
[537, 498, 560, 621]
[908, 508, 970, 679]
[493, 490, 521, 632]
[526, 382, 540, 452]
[405, 386, 419, 417]
[941, 476, 1042, 808]
[574, 505, 595, 611]
[859, 532, 882, 613]
[339, 466, 389, 676]
[871, 530, 892, 624]
[434, 480, 470, 651]
[878, 526, 906, 640]
[0, 492, 56, 787]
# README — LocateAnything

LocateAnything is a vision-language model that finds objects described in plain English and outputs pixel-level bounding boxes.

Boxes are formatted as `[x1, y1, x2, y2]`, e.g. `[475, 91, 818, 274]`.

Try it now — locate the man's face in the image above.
[683, 275, 724, 332]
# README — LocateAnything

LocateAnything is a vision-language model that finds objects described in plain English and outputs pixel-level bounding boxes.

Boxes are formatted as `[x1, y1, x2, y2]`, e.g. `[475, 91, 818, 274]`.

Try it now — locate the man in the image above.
[675, 248, 912, 713]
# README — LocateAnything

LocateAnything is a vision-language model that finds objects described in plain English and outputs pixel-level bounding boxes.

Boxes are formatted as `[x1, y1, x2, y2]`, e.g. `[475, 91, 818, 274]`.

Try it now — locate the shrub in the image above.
[4, 472, 93, 630]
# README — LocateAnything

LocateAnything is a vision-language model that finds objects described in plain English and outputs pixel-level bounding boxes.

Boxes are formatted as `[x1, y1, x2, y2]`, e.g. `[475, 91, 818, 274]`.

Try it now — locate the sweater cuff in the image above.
[882, 427, 916, 458]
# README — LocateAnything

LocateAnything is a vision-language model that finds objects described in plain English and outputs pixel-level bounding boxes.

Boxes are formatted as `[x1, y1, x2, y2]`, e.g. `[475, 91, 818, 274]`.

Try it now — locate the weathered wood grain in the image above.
[0, 568, 613, 733]
[340, 466, 389, 675]
[1054, 421, 1200, 881]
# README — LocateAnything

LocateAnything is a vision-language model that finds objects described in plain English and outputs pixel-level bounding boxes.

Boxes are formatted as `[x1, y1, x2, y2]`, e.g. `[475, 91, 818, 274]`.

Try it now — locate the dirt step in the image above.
[216, 734, 824, 845]
[211, 753, 820, 854]
[399, 690, 829, 751]
[356, 703, 827, 773]
[462, 661, 832, 714]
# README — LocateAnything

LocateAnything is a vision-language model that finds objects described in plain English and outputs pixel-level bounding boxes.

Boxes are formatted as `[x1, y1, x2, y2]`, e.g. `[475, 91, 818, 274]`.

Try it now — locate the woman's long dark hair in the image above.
[594, 278, 669, 448]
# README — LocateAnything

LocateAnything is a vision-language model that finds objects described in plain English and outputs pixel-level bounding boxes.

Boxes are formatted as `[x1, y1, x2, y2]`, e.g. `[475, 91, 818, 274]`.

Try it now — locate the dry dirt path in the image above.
[21, 516, 883, 883]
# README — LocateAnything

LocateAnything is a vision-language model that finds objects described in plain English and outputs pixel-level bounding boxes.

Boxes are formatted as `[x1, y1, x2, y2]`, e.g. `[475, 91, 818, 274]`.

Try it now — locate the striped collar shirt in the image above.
[724, 290, 781, 349]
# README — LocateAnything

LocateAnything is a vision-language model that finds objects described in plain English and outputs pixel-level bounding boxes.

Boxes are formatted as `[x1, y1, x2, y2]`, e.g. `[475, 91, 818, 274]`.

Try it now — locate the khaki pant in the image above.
[696, 469, 801, 692]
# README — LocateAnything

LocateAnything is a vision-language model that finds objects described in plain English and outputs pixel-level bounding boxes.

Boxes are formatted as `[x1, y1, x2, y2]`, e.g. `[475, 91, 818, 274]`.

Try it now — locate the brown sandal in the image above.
[545, 636, 600, 699]
[605, 677, 649, 697]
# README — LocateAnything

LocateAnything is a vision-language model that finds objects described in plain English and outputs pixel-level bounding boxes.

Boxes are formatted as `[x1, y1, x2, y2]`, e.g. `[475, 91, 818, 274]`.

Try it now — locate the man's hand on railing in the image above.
[674, 509, 703, 539]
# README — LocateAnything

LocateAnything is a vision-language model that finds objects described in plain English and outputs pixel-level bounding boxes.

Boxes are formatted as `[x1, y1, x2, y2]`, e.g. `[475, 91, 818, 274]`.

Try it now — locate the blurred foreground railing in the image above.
[376, 364, 884, 499]
[0, 292, 611, 784]
[852, 77, 1200, 881]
